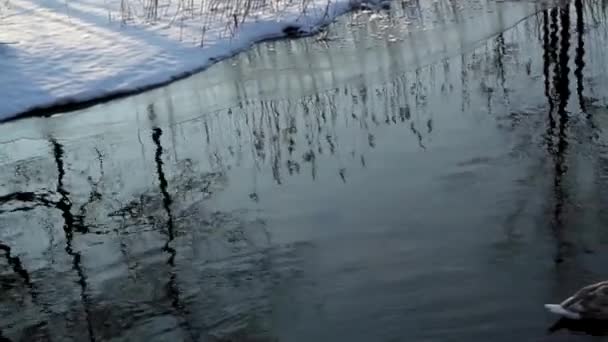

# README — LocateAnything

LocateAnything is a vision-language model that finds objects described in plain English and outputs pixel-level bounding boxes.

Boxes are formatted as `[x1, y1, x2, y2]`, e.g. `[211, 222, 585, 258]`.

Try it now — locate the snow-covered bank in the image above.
[0, 0, 385, 121]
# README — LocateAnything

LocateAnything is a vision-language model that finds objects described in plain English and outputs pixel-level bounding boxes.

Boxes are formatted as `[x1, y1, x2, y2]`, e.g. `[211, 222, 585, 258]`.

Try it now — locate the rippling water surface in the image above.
[2, 0, 608, 341]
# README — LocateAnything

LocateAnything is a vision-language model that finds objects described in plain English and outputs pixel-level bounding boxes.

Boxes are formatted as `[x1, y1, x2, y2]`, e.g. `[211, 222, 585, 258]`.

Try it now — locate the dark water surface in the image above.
[2, 0, 608, 341]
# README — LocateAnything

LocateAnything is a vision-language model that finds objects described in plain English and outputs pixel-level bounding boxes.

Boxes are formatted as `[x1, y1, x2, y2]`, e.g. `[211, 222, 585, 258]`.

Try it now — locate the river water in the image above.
[1, 0, 608, 341]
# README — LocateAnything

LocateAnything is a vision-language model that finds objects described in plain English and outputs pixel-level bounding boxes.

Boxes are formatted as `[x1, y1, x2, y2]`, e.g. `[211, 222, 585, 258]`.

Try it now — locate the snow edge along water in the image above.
[0, 0, 388, 123]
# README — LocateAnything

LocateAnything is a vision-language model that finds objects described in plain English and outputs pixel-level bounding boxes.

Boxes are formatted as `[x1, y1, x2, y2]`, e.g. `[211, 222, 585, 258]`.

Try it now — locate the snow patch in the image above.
[0, 0, 387, 121]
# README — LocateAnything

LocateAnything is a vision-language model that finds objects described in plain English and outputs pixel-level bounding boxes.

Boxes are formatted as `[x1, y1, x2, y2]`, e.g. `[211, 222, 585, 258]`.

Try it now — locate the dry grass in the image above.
[101, 0, 340, 46]
[103, 0, 333, 45]
[113, 0, 318, 25]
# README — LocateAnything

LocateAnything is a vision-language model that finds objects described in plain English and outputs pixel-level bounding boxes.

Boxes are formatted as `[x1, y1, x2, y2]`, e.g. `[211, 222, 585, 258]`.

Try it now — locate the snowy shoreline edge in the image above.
[0, 0, 386, 123]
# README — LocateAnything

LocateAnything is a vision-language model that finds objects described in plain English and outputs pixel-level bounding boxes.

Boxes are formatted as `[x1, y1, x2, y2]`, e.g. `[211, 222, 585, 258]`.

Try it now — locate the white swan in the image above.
[545, 281, 608, 320]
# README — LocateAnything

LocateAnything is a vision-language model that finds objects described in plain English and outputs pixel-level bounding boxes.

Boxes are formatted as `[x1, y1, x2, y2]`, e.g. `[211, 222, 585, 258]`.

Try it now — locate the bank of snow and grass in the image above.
[0, 0, 388, 121]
